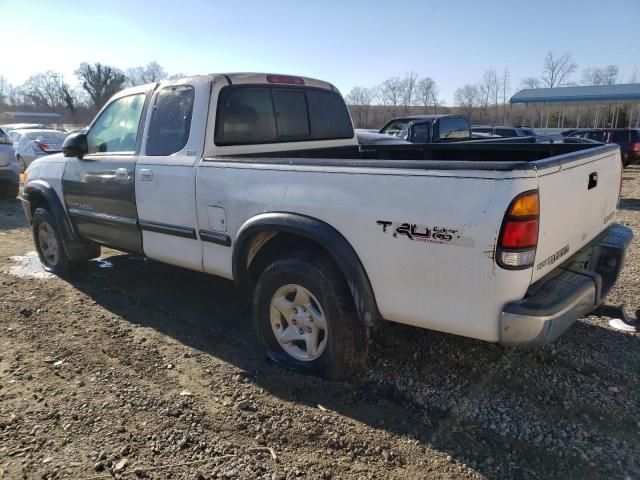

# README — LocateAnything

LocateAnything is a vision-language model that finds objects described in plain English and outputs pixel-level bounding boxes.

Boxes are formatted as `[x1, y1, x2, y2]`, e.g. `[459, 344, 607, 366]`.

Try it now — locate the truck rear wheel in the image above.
[253, 251, 368, 380]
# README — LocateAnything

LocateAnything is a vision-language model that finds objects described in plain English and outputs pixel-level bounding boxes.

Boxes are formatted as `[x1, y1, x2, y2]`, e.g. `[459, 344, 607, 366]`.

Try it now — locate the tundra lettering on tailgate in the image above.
[537, 245, 570, 270]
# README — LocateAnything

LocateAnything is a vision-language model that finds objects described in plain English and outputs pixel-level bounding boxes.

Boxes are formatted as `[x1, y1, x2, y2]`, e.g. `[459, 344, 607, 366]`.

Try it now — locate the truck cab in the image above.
[378, 114, 471, 143]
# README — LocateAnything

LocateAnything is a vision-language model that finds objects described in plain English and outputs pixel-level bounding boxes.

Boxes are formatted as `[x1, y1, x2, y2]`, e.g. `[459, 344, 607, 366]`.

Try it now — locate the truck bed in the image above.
[222, 142, 616, 171]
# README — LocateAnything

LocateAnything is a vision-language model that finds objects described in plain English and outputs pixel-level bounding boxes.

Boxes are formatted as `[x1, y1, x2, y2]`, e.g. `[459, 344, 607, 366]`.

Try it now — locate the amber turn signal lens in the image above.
[508, 191, 539, 217]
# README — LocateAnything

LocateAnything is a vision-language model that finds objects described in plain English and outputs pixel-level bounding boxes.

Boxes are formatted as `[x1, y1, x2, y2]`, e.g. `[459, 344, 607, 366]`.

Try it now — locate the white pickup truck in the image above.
[21, 73, 632, 379]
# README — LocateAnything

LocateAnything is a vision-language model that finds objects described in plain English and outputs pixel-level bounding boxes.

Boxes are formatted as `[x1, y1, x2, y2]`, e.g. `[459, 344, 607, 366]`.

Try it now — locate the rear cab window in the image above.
[215, 86, 353, 146]
[437, 117, 470, 141]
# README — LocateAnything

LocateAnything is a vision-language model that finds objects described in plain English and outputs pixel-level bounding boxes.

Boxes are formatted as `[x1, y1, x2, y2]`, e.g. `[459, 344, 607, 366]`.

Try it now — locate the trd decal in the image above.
[377, 220, 474, 247]
[537, 245, 569, 270]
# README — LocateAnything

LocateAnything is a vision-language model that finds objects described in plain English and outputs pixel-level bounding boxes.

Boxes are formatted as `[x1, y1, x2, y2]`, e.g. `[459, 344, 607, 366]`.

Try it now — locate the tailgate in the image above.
[533, 145, 621, 282]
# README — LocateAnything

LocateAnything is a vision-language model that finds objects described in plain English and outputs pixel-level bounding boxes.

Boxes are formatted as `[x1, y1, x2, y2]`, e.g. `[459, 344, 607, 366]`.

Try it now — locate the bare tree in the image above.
[167, 72, 186, 81]
[345, 86, 373, 128]
[76, 63, 126, 110]
[0, 75, 10, 105]
[454, 84, 479, 121]
[478, 69, 498, 122]
[541, 51, 577, 88]
[582, 65, 618, 85]
[521, 77, 541, 89]
[380, 77, 403, 107]
[20, 71, 78, 113]
[126, 61, 168, 87]
[400, 71, 418, 113]
[416, 77, 438, 113]
[501, 68, 511, 124]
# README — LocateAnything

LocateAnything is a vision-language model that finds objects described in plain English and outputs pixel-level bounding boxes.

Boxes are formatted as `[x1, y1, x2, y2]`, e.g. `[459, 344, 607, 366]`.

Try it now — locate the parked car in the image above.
[472, 125, 537, 137]
[21, 73, 632, 379]
[14, 129, 67, 171]
[0, 123, 47, 132]
[65, 127, 89, 135]
[379, 115, 471, 143]
[566, 129, 640, 166]
[355, 129, 411, 145]
[0, 127, 20, 199]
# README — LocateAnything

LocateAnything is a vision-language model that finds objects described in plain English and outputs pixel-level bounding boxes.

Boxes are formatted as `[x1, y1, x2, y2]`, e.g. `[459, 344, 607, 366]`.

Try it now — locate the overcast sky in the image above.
[1, 0, 638, 104]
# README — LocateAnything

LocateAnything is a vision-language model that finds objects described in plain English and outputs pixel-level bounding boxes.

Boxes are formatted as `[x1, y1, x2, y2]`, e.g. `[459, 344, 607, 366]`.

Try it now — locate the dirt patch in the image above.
[1, 168, 639, 479]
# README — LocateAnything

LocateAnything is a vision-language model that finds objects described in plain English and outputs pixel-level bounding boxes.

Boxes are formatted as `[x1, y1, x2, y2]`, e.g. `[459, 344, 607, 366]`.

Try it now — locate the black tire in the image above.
[32, 207, 74, 274]
[253, 251, 368, 380]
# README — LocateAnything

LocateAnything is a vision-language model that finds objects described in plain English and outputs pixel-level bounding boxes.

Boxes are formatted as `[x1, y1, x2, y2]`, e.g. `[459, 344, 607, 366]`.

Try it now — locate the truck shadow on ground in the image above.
[63, 253, 640, 479]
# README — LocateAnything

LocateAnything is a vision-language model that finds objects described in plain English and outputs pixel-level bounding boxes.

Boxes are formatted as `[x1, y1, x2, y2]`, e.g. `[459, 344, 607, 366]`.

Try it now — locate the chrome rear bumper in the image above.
[500, 223, 633, 347]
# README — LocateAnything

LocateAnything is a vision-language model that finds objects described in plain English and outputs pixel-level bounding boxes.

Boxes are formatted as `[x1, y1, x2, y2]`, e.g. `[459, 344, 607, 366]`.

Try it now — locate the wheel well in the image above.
[246, 231, 339, 286]
[27, 192, 50, 216]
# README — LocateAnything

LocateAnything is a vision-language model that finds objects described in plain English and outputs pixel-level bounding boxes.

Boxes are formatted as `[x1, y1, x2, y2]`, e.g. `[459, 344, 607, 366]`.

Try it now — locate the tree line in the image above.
[347, 51, 638, 129]
[0, 61, 182, 123]
[1, 52, 638, 128]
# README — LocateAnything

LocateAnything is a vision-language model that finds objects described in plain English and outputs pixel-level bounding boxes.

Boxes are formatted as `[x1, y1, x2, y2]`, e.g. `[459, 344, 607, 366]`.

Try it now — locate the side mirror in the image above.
[62, 133, 88, 158]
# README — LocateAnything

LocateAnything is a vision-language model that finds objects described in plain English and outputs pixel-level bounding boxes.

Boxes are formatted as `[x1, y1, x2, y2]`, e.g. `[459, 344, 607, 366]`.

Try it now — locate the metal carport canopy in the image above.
[510, 83, 640, 104]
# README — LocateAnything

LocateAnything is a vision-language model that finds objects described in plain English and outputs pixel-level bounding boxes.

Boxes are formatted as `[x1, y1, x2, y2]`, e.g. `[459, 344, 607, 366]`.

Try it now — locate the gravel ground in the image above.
[0, 166, 638, 480]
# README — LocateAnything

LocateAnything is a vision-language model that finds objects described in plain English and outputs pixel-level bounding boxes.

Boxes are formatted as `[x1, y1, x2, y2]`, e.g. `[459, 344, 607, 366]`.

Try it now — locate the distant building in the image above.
[510, 84, 640, 129]
[0, 111, 63, 124]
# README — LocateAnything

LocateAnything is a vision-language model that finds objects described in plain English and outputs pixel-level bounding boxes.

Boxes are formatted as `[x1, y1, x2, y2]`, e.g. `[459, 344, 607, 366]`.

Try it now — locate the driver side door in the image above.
[62, 89, 151, 253]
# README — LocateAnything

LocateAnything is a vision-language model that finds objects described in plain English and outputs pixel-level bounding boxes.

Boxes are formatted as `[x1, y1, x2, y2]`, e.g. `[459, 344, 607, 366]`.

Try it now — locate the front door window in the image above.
[87, 94, 145, 154]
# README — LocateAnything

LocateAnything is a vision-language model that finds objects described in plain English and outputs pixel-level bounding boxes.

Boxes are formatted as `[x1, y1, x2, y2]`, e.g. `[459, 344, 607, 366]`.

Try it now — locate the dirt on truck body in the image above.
[1, 168, 639, 479]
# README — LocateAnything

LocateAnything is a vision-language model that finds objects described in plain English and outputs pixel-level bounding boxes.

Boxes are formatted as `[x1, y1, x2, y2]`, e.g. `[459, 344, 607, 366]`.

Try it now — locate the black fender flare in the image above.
[233, 212, 381, 327]
[22, 180, 84, 256]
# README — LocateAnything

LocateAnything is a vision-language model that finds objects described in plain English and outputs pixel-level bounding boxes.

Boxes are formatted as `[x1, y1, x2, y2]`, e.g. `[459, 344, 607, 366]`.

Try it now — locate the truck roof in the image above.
[151, 73, 338, 92]
[387, 114, 462, 122]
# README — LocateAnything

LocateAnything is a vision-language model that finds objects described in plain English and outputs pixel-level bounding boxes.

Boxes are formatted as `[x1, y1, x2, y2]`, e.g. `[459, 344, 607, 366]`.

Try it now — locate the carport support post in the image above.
[545, 103, 549, 129]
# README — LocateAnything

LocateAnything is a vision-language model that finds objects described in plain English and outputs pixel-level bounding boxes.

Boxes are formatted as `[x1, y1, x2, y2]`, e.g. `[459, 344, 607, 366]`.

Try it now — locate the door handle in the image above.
[115, 168, 129, 181]
[588, 172, 598, 190]
[138, 169, 153, 181]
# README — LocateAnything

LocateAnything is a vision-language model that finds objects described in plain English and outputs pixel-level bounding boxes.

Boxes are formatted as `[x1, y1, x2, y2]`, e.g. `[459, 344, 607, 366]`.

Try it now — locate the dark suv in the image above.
[566, 129, 640, 166]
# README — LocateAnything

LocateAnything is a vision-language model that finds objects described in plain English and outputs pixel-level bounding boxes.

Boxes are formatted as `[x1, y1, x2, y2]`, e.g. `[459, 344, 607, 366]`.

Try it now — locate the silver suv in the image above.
[0, 128, 20, 199]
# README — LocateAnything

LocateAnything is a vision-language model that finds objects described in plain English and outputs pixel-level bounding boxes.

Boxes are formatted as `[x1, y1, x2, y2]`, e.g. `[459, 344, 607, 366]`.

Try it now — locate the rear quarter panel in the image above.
[197, 161, 538, 342]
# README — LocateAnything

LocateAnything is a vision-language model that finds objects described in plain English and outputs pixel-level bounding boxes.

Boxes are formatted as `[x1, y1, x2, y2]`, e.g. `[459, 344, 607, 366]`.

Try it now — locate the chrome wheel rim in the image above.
[270, 284, 328, 362]
[38, 222, 59, 266]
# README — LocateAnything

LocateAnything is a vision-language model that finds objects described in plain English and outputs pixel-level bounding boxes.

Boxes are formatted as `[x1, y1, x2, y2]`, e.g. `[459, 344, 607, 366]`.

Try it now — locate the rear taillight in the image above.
[497, 190, 540, 269]
[631, 142, 640, 152]
[37, 142, 54, 152]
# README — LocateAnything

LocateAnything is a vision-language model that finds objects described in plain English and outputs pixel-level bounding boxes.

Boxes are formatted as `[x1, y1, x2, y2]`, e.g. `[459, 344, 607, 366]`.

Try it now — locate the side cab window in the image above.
[87, 94, 146, 154]
[146, 85, 195, 156]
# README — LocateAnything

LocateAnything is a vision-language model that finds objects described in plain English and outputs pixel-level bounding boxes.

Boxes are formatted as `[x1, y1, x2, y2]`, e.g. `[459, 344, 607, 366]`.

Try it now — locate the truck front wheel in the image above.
[253, 251, 367, 380]
[33, 207, 73, 273]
